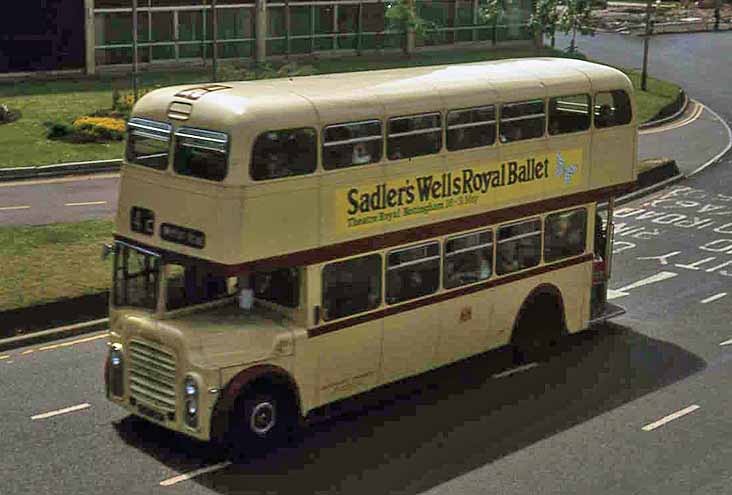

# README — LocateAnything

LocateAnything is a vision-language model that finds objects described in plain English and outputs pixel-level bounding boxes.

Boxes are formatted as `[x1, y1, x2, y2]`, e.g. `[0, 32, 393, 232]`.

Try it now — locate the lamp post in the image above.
[132, 0, 139, 100]
[640, 0, 653, 91]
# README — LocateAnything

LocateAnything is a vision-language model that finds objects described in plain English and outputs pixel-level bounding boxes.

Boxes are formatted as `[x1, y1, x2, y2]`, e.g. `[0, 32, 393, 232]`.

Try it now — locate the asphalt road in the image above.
[2, 32, 732, 495]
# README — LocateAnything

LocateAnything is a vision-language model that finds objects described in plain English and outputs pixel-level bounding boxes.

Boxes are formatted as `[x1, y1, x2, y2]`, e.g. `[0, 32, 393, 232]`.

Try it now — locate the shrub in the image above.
[72, 116, 126, 141]
[44, 120, 75, 139]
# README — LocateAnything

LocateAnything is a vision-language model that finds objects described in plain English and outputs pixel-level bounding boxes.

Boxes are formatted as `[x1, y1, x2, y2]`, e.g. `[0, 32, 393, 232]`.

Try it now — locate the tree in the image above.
[558, 0, 595, 53]
[529, 0, 560, 48]
[385, 0, 434, 55]
[479, 0, 508, 46]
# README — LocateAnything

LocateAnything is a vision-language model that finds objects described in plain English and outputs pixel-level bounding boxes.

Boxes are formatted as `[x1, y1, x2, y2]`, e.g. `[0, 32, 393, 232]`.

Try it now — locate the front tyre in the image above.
[231, 388, 298, 455]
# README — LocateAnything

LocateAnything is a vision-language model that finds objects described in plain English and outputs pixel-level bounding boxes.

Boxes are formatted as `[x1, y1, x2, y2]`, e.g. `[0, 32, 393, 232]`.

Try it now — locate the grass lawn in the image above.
[0, 45, 679, 169]
[0, 220, 114, 311]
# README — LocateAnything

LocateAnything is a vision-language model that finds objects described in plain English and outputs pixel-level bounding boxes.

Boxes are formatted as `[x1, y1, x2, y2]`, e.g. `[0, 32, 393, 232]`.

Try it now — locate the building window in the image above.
[387, 112, 442, 160]
[386, 242, 440, 304]
[323, 120, 382, 170]
[446, 105, 497, 151]
[251, 127, 317, 180]
[544, 208, 587, 262]
[548, 94, 591, 135]
[444, 229, 493, 289]
[499, 99, 545, 143]
[496, 219, 542, 275]
[594, 90, 633, 128]
[322, 254, 382, 321]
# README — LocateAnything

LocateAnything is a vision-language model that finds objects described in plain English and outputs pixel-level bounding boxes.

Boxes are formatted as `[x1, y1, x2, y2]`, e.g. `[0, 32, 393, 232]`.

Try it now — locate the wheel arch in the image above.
[511, 283, 568, 342]
[210, 363, 302, 442]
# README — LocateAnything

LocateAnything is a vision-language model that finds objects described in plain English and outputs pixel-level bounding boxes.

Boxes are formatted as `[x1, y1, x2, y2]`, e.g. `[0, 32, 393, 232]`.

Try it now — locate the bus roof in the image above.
[134, 58, 633, 135]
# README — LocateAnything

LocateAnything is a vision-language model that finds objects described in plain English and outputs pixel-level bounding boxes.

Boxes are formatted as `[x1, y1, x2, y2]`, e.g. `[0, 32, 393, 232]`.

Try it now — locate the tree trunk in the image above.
[570, 24, 577, 52]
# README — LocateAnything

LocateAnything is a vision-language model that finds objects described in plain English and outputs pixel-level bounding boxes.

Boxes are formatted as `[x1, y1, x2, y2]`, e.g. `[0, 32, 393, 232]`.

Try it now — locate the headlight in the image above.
[107, 343, 124, 398]
[183, 375, 199, 429]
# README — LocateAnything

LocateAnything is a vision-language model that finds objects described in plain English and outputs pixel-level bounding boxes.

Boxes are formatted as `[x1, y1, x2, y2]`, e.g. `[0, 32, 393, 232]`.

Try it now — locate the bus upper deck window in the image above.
[594, 90, 632, 128]
[447, 105, 496, 151]
[387, 113, 442, 160]
[173, 127, 229, 181]
[251, 127, 317, 181]
[323, 120, 382, 170]
[126, 118, 172, 170]
[499, 100, 545, 143]
[548, 94, 591, 135]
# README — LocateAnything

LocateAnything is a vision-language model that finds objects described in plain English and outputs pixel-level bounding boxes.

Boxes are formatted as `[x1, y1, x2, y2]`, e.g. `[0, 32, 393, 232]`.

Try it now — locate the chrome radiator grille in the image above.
[128, 340, 177, 413]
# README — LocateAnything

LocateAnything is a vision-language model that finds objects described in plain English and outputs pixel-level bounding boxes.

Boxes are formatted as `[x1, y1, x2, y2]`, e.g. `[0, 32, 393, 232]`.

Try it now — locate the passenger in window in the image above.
[352, 142, 371, 164]
[265, 152, 291, 178]
[597, 105, 613, 127]
[497, 243, 520, 274]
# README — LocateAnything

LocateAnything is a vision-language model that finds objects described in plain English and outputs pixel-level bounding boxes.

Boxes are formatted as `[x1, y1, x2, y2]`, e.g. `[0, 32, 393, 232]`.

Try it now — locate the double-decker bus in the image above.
[105, 58, 637, 450]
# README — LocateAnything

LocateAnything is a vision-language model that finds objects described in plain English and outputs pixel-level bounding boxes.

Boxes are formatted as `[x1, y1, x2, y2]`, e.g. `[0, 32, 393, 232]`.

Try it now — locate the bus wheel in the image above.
[231, 386, 298, 455]
[511, 290, 565, 364]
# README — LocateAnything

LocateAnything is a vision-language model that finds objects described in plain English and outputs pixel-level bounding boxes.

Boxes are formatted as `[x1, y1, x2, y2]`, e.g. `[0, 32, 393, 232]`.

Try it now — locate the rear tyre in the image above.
[511, 292, 565, 364]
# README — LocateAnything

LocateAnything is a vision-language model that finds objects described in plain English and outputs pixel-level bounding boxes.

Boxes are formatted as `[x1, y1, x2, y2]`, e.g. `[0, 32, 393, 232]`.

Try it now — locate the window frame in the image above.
[498, 99, 547, 143]
[385, 241, 441, 305]
[548, 93, 592, 136]
[386, 111, 443, 160]
[443, 228, 494, 289]
[495, 217, 543, 276]
[126, 117, 173, 171]
[446, 104, 497, 151]
[593, 90, 633, 129]
[173, 126, 230, 182]
[543, 207, 588, 263]
[321, 119, 384, 170]
[321, 253, 383, 321]
[250, 126, 319, 181]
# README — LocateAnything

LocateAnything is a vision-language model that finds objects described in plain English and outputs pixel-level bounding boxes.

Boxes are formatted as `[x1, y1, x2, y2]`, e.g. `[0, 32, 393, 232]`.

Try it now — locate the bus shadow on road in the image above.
[113, 322, 706, 494]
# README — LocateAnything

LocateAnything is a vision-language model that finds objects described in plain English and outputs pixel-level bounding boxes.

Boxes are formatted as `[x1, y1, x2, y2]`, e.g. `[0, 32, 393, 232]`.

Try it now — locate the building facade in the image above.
[1, 0, 535, 75]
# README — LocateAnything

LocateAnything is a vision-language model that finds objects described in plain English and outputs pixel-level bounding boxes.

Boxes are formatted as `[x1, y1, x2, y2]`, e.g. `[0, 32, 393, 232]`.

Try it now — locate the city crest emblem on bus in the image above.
[556, 152, 578, 185]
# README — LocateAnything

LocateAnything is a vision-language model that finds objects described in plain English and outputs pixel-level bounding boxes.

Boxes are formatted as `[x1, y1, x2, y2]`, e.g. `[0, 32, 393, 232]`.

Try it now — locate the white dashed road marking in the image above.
[700, 292, 727, 304]
[0, 205, 31, 211]
[159, 462, 232, 487]
[608, 271, 679, 300]
[642, 405, 700, 432]
[64, 201, 107, 207]
[720, 339, 732, 346]
[31, 403, 91, 420]
[492, 362, 539, 379]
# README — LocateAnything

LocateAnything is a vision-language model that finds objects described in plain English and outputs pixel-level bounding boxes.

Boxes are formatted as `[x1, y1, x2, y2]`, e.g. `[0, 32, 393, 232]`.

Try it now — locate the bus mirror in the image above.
[314, 305, 321, 324]
[101, 243, 113, 261]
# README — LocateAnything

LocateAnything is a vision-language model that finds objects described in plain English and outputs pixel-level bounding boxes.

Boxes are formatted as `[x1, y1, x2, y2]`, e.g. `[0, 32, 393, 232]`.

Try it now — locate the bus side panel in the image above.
[243, 178, 320, 261]
[434, 289, 498, 367]
[312, 320, 384, 406]
[491, 262, 592, 343]
[381, 304, 442, 384]
[590, 125, 636, 190]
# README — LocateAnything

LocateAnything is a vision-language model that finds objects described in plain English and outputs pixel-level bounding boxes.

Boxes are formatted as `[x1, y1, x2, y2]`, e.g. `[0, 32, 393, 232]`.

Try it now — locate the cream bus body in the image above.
[106, 58, 636, 448]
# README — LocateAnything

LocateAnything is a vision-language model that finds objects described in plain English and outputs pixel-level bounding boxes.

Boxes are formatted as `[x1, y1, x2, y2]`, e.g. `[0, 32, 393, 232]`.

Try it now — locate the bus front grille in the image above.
[128, 340, 177, 413]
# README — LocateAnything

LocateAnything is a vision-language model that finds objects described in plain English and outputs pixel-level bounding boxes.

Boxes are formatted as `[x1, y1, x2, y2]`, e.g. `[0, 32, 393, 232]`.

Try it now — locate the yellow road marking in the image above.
[21, 349, 35, 355]
[0, 355, 10, 360]
[640, 102, 704, 135]
[38, 332, 109, 351]
[64, 200, 107, 207]
[0, 205, 31, 211]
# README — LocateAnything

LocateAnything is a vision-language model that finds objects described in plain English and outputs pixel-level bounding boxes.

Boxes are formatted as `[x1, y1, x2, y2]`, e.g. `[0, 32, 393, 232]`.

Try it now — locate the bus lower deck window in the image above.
[386, 243, 440, 304]
[444, 230, 493, 289]
[496, 219, 542, 275]
[544, 208, 587, 262]
[322, 254, 382, 321]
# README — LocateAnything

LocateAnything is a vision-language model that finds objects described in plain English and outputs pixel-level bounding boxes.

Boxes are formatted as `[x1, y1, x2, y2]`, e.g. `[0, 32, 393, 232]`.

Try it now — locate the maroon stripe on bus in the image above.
[307, 252, 594, 339]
